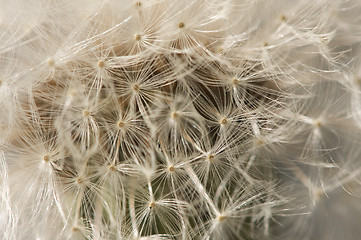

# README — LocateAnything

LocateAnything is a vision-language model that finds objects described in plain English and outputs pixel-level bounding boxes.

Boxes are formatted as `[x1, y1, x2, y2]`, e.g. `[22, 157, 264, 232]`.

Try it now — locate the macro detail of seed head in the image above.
[1, 0, 361, 240]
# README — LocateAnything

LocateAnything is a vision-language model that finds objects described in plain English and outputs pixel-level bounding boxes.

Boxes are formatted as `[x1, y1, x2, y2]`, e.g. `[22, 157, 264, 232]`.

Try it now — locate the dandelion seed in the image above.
[168, 165, 175, 172]
[149, 201, 156, 209]
[280, 15, 287, 22]
[171, 111, 179, 120]
[47, 58, 55, 67]
[132, 83, 140, 93]
[313, 119, 322, 128]
[108, 164, 117, 172]
[134, 34, 142, 41]
[217, 214, 227, 222]
[97, 60, 105, 68]
[83, 110, 91, 117]
[43, 155, 50, 162]
[117, 121, 125, 128]
[135, 1, 142, 8]
[231, 78, 239, 86]
[220, 118, 228, 125]
[207, 154, 215, 162]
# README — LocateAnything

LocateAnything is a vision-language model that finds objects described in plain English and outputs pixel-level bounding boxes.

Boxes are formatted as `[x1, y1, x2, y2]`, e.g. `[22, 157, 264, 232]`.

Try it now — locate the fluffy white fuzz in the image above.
[1, 0, 361, 239]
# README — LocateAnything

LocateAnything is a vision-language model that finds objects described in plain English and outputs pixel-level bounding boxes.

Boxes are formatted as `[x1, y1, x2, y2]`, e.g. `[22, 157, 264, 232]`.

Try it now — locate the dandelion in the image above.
[2, 0, 361, 239]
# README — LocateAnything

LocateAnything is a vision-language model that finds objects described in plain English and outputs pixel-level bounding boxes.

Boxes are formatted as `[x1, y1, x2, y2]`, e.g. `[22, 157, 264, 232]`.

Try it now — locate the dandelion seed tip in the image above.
[178, 22, 185, 29]
[135, 1, 142, 8]
[134, 34, 142, 41]
[168, 165, 175, 172]
[320, 36, 328, 44]
[47, 58, 55, 67]
[149, 201, 156, 209]
[255, 138, 264, 146]
[216, 46, 224, 53]
[207, 154, 215, 162]
[132, 83, 140, 92]
[71, 226, 80, 232]
[109, 164, 116, 171]
[83, 110, 91, 117]
[0, 79, 2, 86]
[98, 60, 105, 68]
[43, 155, 50, 162]
[220, 118, 228, 125]
[232, 77, 239, 85]
[76, 177, 85, 185]
[280, 15, 287, 22]
[313, 119, 322, 128]
[354, 75, 361, 86]
[217, 214, 227, 222]
[69, 89, 77, 97]
[171, 111, 179, 120]
[117, 121, 125, 128]
[263, 42, 268, 47]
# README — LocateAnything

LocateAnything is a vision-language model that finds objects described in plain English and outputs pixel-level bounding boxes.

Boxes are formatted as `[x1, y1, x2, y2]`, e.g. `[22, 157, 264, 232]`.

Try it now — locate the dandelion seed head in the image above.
[2, 1, 361, 239]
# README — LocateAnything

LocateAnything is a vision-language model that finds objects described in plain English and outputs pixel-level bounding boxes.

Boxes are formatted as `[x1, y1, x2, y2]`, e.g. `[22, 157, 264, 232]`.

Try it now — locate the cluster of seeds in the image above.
[2, 0, 361, 239]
